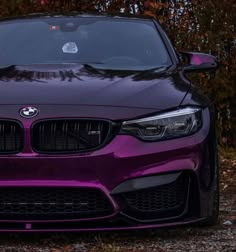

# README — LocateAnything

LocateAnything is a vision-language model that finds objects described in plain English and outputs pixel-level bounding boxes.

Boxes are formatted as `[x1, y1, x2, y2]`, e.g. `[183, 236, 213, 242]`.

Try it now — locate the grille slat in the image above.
[0, 121, 23, 153]
[32, 120, 111, 153]
[0, 188, 113, 220]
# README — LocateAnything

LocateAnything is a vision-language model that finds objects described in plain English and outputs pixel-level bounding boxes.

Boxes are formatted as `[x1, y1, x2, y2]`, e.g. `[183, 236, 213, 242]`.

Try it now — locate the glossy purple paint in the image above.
[0, 14, 219, 231]
[0, 107, 216, 231]
[190, 53, 215, 65]
[0, 65, 189, 110]
[180, 51, 218, 72]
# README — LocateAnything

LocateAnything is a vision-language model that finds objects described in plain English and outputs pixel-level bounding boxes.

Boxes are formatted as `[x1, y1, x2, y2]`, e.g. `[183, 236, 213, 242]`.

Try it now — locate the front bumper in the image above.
[0, 108, 216, 231]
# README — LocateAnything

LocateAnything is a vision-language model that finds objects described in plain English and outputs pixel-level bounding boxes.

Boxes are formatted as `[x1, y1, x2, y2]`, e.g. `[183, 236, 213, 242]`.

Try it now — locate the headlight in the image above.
[121, 107, 202, 141]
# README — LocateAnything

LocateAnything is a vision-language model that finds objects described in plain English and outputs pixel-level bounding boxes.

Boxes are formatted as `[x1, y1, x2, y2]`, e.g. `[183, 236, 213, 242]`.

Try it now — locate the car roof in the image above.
[0, 12, 155, 23]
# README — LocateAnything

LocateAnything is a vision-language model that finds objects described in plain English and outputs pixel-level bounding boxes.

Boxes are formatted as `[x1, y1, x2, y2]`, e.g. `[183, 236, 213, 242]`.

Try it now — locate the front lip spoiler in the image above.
[0, 217, 207, 232]
[0, 212, 119, 223]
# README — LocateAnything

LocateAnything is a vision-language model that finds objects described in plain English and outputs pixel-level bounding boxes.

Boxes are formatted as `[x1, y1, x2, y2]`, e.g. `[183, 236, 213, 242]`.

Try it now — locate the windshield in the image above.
[0, 17, 172, 71]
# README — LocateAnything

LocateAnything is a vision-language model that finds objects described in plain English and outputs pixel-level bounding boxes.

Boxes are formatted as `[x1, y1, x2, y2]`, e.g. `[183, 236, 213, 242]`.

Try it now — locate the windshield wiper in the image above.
[62, 61, 105, 65]
[82, 63, 105, 73]
[142, 65, 171, 72]
[0, 65, 16, 69]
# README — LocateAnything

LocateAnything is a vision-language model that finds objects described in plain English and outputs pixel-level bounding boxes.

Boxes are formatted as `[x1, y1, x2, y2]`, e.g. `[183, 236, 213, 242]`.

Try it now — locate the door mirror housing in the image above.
[179, 52, 219, 72]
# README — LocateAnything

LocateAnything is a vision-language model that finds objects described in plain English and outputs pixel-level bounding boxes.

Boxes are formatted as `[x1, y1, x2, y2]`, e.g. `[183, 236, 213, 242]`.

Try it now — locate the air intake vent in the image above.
[32, 119, 111, 153]
[0, 120, 23, 153]
[0, 187, 114, 220]
[120, 173, 189, 221]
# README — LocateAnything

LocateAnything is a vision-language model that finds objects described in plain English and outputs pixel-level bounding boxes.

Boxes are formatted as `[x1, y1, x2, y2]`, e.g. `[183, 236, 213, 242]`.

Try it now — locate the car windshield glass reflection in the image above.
[0, 17, 172, 70]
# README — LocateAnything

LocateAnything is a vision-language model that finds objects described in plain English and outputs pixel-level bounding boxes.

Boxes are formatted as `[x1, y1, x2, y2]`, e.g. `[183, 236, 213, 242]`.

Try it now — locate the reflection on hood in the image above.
[0, 64, 190, 109]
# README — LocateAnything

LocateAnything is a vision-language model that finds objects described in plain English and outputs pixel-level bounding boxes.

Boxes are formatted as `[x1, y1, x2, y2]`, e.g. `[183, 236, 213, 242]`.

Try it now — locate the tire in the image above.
[202, 177, 219, 226]
[200, 147, 220, 226]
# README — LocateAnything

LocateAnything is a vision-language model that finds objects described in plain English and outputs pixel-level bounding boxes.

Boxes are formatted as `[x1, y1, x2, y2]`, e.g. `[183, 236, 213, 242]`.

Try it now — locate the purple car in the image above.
[0, 14, 219, 232]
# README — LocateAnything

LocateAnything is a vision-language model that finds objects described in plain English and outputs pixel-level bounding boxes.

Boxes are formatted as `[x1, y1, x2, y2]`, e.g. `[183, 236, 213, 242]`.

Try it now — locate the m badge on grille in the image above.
[20, 106, 39, 118]
[88, 130, 101, 135]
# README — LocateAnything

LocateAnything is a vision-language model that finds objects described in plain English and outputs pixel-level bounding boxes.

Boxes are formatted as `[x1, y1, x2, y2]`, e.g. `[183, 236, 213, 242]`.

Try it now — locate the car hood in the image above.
[0, 64, 190, 110]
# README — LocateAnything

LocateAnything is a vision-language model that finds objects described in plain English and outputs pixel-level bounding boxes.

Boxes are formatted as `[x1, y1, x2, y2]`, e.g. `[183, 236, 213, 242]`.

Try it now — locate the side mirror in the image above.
[179, 52, 219, 72]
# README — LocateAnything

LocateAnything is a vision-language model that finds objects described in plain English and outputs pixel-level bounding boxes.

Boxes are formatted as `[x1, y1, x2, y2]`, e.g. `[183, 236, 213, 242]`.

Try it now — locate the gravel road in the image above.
[0, 157, 235, 252]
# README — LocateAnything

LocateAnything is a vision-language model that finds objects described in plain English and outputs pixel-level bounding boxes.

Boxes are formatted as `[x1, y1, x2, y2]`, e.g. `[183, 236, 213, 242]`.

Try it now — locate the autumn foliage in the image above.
[0, 0, 235, 147]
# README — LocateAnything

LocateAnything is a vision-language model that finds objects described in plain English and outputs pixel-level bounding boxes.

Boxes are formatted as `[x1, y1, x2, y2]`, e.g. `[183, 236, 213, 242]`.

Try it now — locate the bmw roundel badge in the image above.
[20, 106, 39, 118]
